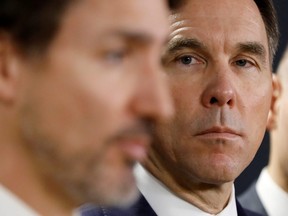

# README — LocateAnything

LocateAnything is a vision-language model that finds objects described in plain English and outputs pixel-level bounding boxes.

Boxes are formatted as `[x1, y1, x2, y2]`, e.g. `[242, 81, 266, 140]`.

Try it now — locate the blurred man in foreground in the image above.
[0, 0, 175, 215]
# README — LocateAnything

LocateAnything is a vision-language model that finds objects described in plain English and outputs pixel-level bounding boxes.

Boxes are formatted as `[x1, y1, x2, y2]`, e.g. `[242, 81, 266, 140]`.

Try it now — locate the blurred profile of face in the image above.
[269, 54, 288, 190]
[15, 0, 173, 207]
[147, 0, 275, 187]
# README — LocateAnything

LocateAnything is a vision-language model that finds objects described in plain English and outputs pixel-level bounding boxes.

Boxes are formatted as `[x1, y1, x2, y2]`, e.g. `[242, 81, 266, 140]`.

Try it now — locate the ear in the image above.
[267, 73, 282, 131]
[0, 33, 20, 104]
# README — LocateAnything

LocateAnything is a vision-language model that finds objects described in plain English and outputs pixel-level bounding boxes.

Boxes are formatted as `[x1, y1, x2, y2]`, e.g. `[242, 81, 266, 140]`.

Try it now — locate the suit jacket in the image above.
[238, 182, 268, 216]
[81, 193, 263, 216]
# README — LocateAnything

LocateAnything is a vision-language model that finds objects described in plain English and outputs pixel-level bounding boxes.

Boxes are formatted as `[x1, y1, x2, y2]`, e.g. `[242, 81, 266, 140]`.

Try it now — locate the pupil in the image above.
[181, 56, 192, 64]
[237, 59, 246, 66]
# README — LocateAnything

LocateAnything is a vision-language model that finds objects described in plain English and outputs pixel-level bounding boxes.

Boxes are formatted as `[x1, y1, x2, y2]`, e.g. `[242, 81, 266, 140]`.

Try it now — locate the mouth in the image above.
[195, 126, 241, 140]
[108, 121, 153, 162]
[117, 134, 151, 162]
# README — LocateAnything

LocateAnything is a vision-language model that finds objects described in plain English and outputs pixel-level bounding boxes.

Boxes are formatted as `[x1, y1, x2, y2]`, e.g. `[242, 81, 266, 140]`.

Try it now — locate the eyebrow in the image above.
[165, 37, 268, 64]
[103, 29, 159, 45]
[236, 42, 267, 64]
[166, 38, 208, 53]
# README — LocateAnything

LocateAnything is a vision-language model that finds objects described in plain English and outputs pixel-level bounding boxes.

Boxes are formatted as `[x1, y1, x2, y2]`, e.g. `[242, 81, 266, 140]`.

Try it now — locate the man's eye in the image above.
[235, 59, 251, 67]
[176, 55, 199, 65]
[106, 51, 126, 62]
[180, 56, 193, 64]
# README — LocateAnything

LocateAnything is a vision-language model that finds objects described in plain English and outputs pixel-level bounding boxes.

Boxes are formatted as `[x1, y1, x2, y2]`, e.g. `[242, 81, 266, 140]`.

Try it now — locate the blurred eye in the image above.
[105, 50, 127, 63]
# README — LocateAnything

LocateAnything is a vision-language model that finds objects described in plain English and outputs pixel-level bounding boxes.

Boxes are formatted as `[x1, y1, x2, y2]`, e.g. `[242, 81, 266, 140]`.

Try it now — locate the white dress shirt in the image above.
[0, 184, 39, 216]
[256, 168, 288, 216]
[0, 184, 81, 216]
[134, 164, 238, 216]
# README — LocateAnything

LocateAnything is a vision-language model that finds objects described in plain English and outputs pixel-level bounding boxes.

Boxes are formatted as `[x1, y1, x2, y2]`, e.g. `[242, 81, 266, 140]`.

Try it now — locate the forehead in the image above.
[55, 0, 169, 44]
[169, 0, 268, 54]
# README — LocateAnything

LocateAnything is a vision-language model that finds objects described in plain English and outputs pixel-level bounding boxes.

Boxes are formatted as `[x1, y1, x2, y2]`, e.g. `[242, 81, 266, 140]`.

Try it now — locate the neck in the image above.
[143, 159, 233, 214]
[0, 123, 76, 216]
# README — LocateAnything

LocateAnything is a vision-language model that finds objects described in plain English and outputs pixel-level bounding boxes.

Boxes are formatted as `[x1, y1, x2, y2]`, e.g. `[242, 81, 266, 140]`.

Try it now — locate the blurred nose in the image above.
[131, 58, 174, 122]
[201, 66, 235, 108]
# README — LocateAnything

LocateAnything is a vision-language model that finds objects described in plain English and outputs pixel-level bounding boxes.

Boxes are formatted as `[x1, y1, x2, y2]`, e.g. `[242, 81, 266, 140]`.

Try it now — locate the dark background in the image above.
[235, 0, 288, 195]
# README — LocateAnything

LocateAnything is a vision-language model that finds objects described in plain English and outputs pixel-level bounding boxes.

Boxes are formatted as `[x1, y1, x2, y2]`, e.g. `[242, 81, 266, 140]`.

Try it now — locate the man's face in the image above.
[149, 0, 275, 186]
[15, 0, 172, 207]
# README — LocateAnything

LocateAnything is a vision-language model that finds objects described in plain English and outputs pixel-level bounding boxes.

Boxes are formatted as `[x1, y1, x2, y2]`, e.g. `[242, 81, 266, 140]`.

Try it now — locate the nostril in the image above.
[210, 97, 218, 104]
[227, 99, 233, 106]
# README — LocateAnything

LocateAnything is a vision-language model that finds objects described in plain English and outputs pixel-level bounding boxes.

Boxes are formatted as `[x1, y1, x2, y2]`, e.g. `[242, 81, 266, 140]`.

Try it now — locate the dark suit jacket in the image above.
[81, 193, 263, 216]
[238, 181, 268, 216]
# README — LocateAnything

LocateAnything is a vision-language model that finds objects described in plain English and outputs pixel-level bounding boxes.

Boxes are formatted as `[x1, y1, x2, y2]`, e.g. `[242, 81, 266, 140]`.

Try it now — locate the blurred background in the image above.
[235, 0, 288, 195]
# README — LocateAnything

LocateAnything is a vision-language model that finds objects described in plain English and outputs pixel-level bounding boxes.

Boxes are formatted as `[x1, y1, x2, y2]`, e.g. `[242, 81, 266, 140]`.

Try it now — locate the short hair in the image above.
[254, 0, 279, 64]
[0, 0, 178, 56]
[168, 0, 186, 11]
[0, 0, 76, 55]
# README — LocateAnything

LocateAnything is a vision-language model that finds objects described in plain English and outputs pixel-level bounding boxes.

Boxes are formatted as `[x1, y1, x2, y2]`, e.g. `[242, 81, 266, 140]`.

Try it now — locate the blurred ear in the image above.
[267, 74, 282, 131]
[0, 33, 20, 103]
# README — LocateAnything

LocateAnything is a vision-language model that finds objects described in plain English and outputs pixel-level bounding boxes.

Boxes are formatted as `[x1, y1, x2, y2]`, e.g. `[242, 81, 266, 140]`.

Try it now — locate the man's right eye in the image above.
[105, 50, 127, 63]
[179, 55, 194, 65]
[176, 55, 202, 66]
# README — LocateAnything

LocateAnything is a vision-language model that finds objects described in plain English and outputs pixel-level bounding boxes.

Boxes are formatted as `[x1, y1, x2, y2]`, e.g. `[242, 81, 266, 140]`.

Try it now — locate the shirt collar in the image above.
[0, 184, 82, 216]
[134, 164, 237, 216]
[0, 184, 39, 216]
[256, 167, 288, 216]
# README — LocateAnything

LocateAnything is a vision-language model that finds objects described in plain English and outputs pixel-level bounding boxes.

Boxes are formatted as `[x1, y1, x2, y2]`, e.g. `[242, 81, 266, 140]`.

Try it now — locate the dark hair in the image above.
[168, 0, 186, 10]
[0, 0, 182, 56]
[0, 1, 76, 55]
[254, 0, 279, 63]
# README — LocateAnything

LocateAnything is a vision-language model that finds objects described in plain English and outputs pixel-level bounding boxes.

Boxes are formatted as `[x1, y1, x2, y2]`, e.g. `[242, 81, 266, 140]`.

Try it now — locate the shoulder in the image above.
[237, 182, 267, 216]
[81, 194, 157, 216]
[236, 196, 265, 216]
[238, 181, 258, 205]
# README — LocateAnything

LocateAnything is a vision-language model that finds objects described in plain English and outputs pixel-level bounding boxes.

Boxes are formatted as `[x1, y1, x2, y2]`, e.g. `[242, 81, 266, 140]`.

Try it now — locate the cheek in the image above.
[153, 121, 179, 164]
[170, 79, 199, 123]
[241, 89, 272, 164]
[247, 92, 271, 137]
[21, 78, 117, 157]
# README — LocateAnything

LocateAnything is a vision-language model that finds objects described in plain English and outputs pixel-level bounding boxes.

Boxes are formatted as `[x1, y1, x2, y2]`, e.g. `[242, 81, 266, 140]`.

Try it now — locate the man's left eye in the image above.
[106, 51, 126, 62]
[235, 59, 249, 67]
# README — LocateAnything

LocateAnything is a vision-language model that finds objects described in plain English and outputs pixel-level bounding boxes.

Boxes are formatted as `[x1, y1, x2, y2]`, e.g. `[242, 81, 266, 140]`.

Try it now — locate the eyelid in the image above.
[176, 53, 199, 60]
[162, 49, 204, 63]
[175, 53, 205, 65]
[106, 50, 126, 59]
[233, 56, 258, 68]
[101, 47, 130, 65]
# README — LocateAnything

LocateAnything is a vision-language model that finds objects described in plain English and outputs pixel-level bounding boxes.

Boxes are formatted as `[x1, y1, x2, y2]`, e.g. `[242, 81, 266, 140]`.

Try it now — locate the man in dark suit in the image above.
[82, 194, 263, 216]
[239, 46, 288, 216]
[82, 0, 279, 215]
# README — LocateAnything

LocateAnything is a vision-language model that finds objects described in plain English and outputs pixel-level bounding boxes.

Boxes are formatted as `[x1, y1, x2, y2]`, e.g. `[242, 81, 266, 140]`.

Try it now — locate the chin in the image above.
[194, 163, 240, 185]
[203, 166, 240, 184]
[98, 184, 140, 208]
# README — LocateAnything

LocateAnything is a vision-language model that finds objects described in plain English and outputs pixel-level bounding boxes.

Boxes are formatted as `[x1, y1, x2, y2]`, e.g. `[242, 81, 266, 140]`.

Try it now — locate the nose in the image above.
[131, 59, 174, 122]
[201, 69, 235, 108]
